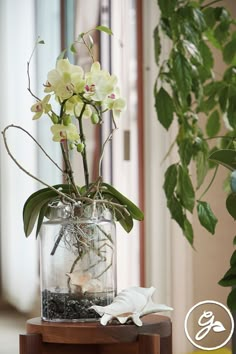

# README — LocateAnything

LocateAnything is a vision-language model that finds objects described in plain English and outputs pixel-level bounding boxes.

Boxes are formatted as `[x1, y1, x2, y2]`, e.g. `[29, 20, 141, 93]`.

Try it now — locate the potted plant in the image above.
[154, 0, 236, 311]
[2, 26, 143, 321]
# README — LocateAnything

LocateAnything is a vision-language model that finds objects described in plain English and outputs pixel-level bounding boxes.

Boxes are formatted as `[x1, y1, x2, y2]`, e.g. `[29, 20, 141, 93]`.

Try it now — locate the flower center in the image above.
[85, 84, 96, 93]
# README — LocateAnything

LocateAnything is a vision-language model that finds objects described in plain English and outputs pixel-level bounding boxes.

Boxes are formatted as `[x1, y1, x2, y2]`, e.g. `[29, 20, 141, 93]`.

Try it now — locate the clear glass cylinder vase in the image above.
[40, 203, 116, 322]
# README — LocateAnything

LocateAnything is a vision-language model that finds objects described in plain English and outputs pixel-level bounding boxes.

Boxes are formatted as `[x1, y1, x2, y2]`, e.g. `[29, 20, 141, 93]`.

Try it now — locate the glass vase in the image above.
[39, 202, 116, 322]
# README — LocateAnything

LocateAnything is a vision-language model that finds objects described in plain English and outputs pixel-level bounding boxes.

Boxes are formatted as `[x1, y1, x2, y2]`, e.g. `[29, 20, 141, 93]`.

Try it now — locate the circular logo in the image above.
[184, 300, 234, 351]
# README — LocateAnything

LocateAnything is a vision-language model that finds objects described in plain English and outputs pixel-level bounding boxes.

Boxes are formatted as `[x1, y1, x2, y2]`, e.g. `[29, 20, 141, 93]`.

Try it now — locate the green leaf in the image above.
[209, 149, 236, 171]
[70, 43, 77, 54]
[206, 110, 220, 137]
[203, 7, 216, 28]
[179, 139, 193, 166]
[204, 29, 221, 49]
[155, 88, 174, 130]
[172, 53, 192, 100]
[223, 38, 236, 64]
[23, 184, 75, 237]
[117, 212, 133, 233]
[226, 193, 236, 219]
[227, 288, 236, 311]
[218, 265, 236, 287]
[214, 23, 230, 46]
[234, 235, 236, 245]
[196, 149, 209, 188]
[182, 40, 202, 64]
[199, 40, 214, 70]
[163, 164, 178, 199]
[219, 85, 229, 112]
[158, 0, 176, 17]
[35, 202, 49, 238]
[181, 21, 199, 45]
[227, 97, 236, 130]
[191, 8, 206, 32]
[153, 26, 161, 65]
[177, 165, 195, 213]
[183, 218, 194, 246]
[101, 183, 144, 221]
[99, 192, 134, 233]
[95, 25, 113, 35]
[167, 195, 185, 228]
[197, 201, 218, 234]
[200, 95, 217, 113]
[230, 250, 236, 266]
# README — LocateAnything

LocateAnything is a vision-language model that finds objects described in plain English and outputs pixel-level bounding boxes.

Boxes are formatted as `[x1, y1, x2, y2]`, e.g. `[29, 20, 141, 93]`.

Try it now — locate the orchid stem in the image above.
[58, 100, 80, 198]
[77, 104, 90, 189]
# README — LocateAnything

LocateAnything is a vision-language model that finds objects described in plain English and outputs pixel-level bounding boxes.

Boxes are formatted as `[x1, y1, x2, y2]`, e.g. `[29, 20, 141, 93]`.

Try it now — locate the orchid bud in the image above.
[91, 112, 99, 124]
[51, 113, 59, 124]
[63, 115, 72, 126]
[77, 142, 84, 153]
[69, 143, 75, 150]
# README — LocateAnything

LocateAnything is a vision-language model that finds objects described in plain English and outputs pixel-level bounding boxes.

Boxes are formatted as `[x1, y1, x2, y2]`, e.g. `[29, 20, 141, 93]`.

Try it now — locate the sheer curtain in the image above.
[0, 0, 61, 312]
[0, 0, 38, 312]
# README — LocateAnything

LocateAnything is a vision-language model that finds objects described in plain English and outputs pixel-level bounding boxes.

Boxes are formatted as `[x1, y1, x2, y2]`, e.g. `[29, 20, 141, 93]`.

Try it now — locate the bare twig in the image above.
[1, 125, 76, 204]
[99, 127, 118, 176]
[201, 0, 223, 9]
[3, 124, 64, 172]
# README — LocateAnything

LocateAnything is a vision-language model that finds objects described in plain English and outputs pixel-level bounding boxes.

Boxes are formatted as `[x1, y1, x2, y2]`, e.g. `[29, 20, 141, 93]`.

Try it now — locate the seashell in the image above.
[90, 286, 172, 326]
[82, 278, 103, 293]
[66, 271, 92, 287]
[66, 271, 103, 293]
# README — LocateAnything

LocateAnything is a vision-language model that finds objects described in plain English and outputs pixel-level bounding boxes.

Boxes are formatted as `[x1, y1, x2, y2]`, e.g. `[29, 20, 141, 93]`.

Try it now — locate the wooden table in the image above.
[19, 315, 172, 354]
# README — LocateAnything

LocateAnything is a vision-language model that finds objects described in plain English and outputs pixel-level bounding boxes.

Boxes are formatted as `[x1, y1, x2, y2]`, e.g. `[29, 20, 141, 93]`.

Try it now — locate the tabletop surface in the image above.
[26, 314, 172, 344]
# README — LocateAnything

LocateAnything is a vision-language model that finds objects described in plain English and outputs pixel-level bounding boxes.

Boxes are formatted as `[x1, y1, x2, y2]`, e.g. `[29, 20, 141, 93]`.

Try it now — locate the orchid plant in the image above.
[2, 27, 143, 238]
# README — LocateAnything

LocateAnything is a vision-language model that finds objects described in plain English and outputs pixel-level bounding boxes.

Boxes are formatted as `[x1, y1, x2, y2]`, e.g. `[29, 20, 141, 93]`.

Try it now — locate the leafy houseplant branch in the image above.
[155, 0, 236, 310]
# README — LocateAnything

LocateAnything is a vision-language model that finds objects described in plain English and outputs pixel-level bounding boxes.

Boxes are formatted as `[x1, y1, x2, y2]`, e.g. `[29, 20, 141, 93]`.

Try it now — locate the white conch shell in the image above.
[90, 286, 172, 326]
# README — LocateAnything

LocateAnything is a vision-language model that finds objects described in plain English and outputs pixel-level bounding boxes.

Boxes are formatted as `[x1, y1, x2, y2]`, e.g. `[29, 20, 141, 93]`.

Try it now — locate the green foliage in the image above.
[23, 184, 77, 237]
[155, 87, 174, 129]
[209, 149, 236, 171]
[226, 193, 236, 219]
[156, 0, 236, 239]
[206, 110, 220, 137]
[154, 26, 161, 65]
[155, 0, 236, 310]
[177, 165, 195, 212]
[95, 25, 113, 35]
[197, 201, 218, 234]
[23, 182, 144, 238]
[227, 288, 236, 311]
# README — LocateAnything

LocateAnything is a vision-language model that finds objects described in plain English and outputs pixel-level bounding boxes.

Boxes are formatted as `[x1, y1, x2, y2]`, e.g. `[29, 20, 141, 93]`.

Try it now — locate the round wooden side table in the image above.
[19, 314, 172, 354]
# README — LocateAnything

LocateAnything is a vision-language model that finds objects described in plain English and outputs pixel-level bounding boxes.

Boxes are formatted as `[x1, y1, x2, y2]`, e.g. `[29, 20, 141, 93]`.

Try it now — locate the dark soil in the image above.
[42, 289, 113, 321]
